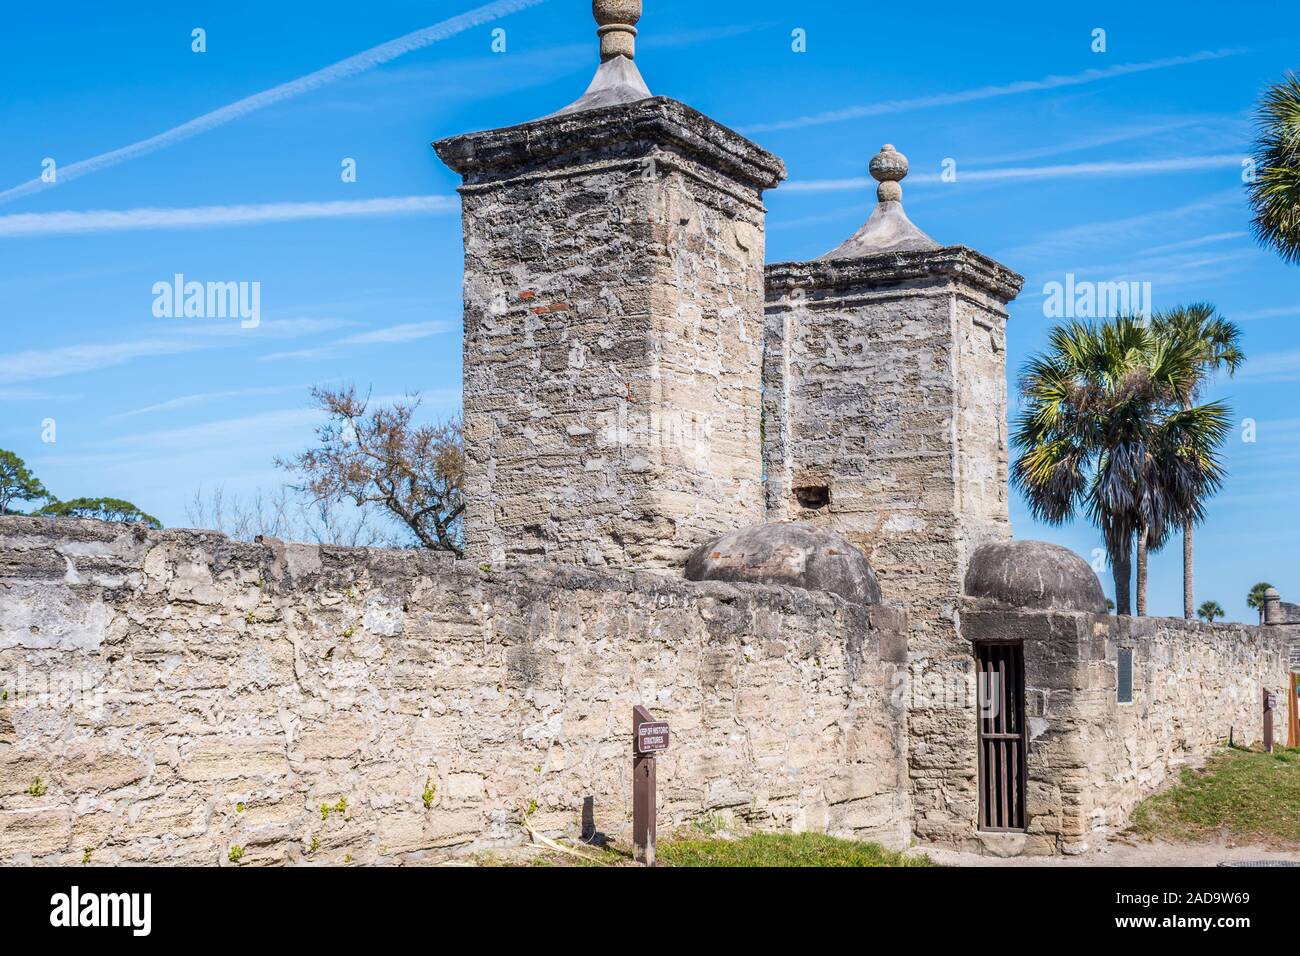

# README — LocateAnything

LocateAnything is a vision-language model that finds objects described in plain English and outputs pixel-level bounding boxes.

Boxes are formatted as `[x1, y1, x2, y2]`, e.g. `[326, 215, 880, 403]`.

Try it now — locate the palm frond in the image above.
[1248, 70, 1300, 264]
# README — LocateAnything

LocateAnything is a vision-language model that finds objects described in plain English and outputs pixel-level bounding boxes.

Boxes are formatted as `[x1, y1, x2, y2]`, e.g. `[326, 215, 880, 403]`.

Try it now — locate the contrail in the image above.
[0, 196, 457, 238]
[0, 0, 545, 206]
[783, 154, 1247, 192]
[743, 48, 1245, 134]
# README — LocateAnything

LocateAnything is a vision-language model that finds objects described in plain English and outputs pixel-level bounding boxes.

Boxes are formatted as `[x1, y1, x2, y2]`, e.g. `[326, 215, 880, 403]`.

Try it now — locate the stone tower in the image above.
[435, 0, 785, 569]
[762, 146, 1022, 844]
[764, 145, 1022, 643]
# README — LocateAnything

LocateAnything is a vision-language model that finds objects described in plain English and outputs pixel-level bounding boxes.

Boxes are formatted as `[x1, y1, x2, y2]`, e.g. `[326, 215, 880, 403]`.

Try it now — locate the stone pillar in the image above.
[435, 2, 785, 569]
[764, 145, 1022, 649]
[762, 145, 1022, 846]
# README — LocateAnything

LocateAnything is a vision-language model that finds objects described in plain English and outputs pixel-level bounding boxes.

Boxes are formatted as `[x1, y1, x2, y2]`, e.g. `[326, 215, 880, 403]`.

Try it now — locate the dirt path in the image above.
[915, 838, 1300, 867]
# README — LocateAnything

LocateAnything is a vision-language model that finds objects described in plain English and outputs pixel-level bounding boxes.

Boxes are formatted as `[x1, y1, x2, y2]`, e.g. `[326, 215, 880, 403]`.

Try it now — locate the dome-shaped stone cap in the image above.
[965, 540, 1107, 613]
[685, 522, 882, 604]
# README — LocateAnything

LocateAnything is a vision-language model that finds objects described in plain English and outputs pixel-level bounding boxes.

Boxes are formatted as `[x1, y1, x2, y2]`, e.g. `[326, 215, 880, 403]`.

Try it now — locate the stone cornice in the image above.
[433, 96, 786, 193]
[766, 245, 1024, 305]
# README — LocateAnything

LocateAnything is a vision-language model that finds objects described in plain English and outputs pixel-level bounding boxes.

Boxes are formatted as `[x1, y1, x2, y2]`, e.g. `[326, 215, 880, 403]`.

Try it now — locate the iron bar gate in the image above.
[976, 642, 1028, 832]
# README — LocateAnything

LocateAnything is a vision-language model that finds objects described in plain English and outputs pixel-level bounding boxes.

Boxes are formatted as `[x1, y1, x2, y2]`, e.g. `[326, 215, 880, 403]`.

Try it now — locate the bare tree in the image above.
[276, 386, 465, 555]
[186, 486, 290, 541]
[186, 485, 398, 548]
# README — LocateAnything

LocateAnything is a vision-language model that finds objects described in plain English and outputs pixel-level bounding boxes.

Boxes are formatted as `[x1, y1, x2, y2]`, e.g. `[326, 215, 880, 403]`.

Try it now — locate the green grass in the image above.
[505, 829, 932, 867]
[657, 831, 933, 867]
[1129, 746, 1300, 847]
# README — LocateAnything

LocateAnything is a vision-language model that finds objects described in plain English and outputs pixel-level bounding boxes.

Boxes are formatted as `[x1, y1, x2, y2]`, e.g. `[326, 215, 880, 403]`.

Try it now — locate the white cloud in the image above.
[261, 320, 455, 361]
[0, 196, 457, 239]
[341, 321, 457, 345]
[1235, 305, 1300, 321]
[0, 314, 349, 384]
[0, 0, 545, 205]
[743, 47, 1246, 134]
[0, 389, 82, 402]
[1235, 350, 1300, 384]
[1016, 248, 1259, 304]
[958, 116, 1248, 167]
[0, 337, 231, 384]
[993, 189, 1242, 263]
[169, 317, 358, 339]
[1142, 231, 1248, 255]
[111, 384, 321, 420]
[94, 408, 330, 451]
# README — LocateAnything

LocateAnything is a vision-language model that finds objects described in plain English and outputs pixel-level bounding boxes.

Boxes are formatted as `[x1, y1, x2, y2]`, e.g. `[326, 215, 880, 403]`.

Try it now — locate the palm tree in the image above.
[1150, 305, 1244, 619]
[1013, 317, 1231, 616]
[1197, 600, 1226, 623]
[1248, 581, 1275, 623]
[1247, 71, 1300, 264]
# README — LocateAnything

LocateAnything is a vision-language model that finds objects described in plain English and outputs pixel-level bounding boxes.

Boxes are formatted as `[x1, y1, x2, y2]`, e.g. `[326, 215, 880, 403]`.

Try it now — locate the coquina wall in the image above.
[964, 600, 1292, 855]
[0, 516, 909, 865]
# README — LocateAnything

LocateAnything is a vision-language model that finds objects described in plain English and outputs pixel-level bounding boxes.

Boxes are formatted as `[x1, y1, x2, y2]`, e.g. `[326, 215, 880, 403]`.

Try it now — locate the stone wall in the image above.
[436, 99, 784, 571]
[0, 517, 908, 865]
[963, 600, 1292, 854]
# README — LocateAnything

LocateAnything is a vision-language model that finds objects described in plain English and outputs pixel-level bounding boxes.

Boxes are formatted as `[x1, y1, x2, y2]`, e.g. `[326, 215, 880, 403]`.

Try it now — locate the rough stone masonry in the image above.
[436, 96, 784, 571]
[0, 517, 909, 865]
[2, 2, 1295, 865]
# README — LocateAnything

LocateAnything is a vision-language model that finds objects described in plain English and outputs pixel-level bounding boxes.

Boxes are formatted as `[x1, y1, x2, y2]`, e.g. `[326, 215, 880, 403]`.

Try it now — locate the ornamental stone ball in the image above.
[550, 0, 651, 114]
[870, 144, 909, 203]
[815, 141, 938, 257]
[594, 0, 642, 61]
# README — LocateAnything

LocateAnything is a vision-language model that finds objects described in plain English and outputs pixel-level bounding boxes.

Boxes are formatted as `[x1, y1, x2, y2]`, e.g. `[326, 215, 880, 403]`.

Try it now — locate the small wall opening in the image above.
[793, 485, 830, 510]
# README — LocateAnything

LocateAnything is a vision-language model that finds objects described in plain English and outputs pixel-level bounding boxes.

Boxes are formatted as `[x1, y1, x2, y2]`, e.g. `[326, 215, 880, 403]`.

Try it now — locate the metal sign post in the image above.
[632, 705, 669, 866]
[1264, 689, 1277, 753]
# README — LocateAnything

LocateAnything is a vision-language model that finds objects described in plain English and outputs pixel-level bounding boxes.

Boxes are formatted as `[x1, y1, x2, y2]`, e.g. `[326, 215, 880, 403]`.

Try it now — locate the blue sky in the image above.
[1, 0, 1298, 621]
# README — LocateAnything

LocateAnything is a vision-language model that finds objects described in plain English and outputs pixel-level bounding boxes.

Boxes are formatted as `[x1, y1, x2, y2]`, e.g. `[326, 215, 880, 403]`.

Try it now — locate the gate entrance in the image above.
[976, 642, 1028, 832]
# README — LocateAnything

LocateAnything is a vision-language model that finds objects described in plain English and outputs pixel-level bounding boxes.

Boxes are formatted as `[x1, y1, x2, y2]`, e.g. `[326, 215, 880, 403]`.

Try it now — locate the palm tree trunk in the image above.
[1183, 520, 1195, 620]
[1136, 526, 1149, 616]
[1112, 542, 1133, 616]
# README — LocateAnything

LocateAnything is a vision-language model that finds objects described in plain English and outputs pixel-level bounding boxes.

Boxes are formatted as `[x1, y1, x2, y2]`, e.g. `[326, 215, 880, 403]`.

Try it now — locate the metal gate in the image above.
[976, 642, 1028, 832]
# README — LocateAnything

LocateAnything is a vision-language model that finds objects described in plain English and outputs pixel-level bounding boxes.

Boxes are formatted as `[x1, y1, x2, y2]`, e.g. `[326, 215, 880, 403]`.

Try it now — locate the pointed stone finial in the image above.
[594, 0, 642, 61]
[870, 144, 908, 203]
[550, 0, 651, 116]
[816, 142, 938, 260]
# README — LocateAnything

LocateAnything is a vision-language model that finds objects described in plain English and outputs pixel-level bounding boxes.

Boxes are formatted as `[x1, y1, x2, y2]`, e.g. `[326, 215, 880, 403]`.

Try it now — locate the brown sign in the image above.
[636, 721, 670, 754]
[631, 705, 666, 866]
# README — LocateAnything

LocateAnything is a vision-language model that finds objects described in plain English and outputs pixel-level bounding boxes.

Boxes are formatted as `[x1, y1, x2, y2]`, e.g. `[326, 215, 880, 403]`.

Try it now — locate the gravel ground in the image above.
[914, 838, 1300, 867]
